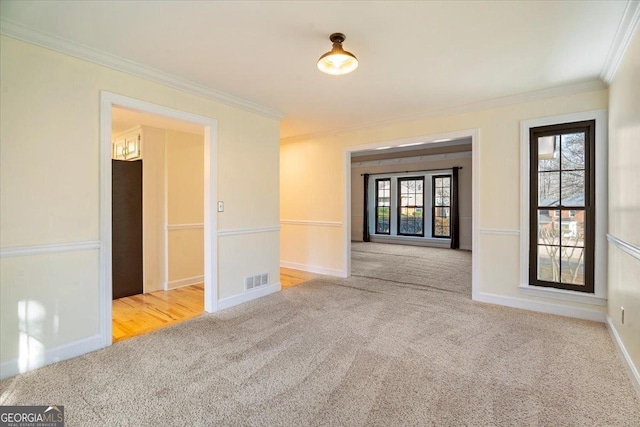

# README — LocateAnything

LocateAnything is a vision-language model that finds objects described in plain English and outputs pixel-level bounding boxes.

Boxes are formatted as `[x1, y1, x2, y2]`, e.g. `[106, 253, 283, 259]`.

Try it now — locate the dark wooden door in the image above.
[112, 159, 143, 300]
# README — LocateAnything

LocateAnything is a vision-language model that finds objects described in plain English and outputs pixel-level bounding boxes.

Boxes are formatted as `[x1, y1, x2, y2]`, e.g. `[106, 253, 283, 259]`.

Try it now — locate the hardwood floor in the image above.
[280, 267, 320, 289]
[113, 268, 319, 342]
[112, 284, 204, 343]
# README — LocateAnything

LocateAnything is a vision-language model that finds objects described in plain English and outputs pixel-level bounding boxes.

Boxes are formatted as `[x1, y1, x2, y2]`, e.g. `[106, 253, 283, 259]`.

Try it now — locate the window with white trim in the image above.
[529, 120, 595, 293]
[520, 110, 607, 304]
[369, 171, 452, 240]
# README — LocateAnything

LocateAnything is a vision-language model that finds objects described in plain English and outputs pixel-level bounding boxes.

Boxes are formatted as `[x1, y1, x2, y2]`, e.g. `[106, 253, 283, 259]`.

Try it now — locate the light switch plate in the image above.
[217, 201, 224, 212]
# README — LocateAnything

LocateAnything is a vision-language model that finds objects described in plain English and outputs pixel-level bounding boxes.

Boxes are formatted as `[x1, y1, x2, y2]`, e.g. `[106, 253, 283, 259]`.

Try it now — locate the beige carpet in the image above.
[1, 243, 639, 426]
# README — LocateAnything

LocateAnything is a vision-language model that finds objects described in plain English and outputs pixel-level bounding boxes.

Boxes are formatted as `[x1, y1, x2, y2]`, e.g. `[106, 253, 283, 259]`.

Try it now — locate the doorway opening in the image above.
[343, 130, 479, 299]
[111, 107, 207, 342]
[99, 92, 218, 347]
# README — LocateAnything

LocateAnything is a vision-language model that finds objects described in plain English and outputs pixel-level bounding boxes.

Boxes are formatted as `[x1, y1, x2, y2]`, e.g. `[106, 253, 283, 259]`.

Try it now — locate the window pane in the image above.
[375, 179, 391, 234]
[561, 171, 585, 206]
[538, 135, 559, 171]
[560, 210, 585, 248]
[398, 178, 424, 236]
[538, 209, 560, 245]
[560, 246, 585, 285]
[432, 175, 451, 237]
[560, 132, 585, 170]
[399, 209, 423, 235]
[537, 245, 560, 282]
[538, 172, 560, 206]
[440, 216, 450, 228]
[377, 207, 390, 233]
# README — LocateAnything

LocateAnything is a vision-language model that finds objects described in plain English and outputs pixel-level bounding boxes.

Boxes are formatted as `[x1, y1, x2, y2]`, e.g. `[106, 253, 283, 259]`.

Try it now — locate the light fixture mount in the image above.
[317, 32, 359, 75]
[329, 32, 346, 44]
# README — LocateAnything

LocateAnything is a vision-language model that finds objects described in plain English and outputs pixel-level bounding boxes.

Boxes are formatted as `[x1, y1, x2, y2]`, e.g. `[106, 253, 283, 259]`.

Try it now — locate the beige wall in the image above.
[140, 126, 166, 293]
[0, 37, 280, 367]
[607, 27, 640, 375]
[166, 129, 204, 286]
[281, 89, 608, 310]
[351, 154, 472, 248]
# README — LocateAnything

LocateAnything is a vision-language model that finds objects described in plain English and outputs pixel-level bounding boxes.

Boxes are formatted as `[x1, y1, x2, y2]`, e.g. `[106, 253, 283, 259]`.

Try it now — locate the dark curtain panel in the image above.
[450, 167, 460, 249]
[363, 174, 370, 242]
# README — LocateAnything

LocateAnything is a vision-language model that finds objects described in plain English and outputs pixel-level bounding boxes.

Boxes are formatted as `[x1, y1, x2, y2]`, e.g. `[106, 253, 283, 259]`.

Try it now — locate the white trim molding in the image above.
[606, 316, 640, 396]
[475, 292, 606, 323]
[479, 228, 520, 236]
[0, 241, 100, 258]
[166, 223, 204, 231]
[167, 275, 204, 290]
[0, 18, 283, 120]
[280, 220, 342, 227]
[519, 110, 608, 305]
[519, 285, 607, 306]
[100, 91, 219, 351]
[0, 334, 102, 380]
[607, 233, 640, 261]
[351, 151, 471, 169]
[601, 0, 640, 83]
[343, 128, 480, 290]
[280, 260, 345, 278]
[217, 226, 280, 237]
[217, 283, 281, 311]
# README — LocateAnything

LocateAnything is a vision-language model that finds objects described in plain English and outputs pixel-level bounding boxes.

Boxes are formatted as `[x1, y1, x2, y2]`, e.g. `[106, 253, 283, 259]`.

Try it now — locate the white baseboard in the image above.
[280, 260, 345, 277]
[606, 316, 640, 396]
[217, 282, 281, 311]
[0, 334, 103, 380]
[474, 292, 607, 323]
[166, 275, 204, 290]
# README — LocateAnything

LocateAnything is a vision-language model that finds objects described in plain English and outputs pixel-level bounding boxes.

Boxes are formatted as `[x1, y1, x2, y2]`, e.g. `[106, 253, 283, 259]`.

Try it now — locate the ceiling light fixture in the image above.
[317, 33, 358, 75]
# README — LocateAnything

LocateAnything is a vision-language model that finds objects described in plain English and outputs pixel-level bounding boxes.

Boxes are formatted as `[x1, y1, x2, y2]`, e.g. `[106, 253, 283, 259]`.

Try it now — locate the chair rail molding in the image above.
[479, 228, 520, 236]
[280, 220, 342, 227]
[166, 223, 204, 231]
[217, 226, 280, 237]
[607, 233, 640, 261]
[0, 241, 101, 258]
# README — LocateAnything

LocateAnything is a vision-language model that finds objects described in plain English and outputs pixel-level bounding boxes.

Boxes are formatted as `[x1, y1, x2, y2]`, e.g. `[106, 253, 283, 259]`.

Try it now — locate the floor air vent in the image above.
[245, 273, 269, 291]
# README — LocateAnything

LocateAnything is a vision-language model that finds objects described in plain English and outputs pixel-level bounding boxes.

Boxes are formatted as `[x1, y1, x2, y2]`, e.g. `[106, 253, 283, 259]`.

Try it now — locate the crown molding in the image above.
[0, 18, 285, 120]
[601, 0, 640, 83]
[280, 79, 607, 144]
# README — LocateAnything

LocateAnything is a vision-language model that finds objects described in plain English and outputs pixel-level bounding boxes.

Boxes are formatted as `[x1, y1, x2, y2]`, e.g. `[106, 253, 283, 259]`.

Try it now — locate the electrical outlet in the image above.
[217, 201, 224, 212]
[621, 307, 624, 324]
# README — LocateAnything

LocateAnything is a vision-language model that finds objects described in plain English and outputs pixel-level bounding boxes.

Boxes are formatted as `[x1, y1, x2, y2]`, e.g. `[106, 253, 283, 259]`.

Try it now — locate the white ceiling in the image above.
[0, 1, 632, 140]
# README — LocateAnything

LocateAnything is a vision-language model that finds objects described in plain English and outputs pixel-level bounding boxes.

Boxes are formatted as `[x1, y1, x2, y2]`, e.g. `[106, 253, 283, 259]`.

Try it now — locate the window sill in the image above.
[370, 234, 451, 248]
[372, 234, 450, 242]
[518, 284, 607, 306]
